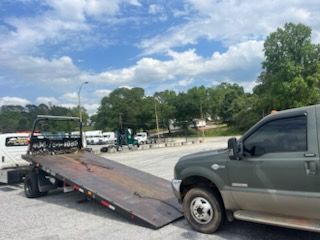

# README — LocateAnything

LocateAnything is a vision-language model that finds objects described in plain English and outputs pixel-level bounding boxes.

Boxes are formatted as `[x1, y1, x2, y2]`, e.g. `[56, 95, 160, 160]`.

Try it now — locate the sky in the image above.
[1, 0, 320, 115]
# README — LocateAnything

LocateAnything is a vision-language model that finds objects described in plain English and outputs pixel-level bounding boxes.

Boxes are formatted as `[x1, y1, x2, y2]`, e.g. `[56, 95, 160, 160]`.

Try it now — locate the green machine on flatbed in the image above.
[22, 115, 182, 229]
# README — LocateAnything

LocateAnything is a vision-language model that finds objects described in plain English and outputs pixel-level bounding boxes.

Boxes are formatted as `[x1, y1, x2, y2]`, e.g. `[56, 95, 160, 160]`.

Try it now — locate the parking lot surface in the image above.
[0, 137, 319, 240]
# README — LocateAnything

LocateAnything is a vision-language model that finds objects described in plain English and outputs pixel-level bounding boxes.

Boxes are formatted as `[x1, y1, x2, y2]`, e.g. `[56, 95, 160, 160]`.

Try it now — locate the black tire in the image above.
[100, 146, 108, 152]
[24, 171, 46, 198]
[183, 187, 224, 234]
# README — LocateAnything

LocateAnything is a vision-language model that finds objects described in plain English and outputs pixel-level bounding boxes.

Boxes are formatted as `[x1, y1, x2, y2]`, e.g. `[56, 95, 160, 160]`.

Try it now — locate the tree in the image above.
[154, 90, 177, 132]
[230, 94, 261, 131]
[0, 104, 88, 133]
[94, 87, 155, 131]
[255, 23, 320, 111]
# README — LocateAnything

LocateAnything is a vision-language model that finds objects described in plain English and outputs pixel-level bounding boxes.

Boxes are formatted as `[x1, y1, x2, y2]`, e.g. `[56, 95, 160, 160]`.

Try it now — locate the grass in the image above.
[188, 125, 242, 137]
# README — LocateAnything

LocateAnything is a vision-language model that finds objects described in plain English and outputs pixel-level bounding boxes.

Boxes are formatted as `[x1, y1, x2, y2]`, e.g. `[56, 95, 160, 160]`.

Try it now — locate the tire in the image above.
[100, 146, 108, 152]
[24, 171, 46, 198]
[183, 187, 224, 234]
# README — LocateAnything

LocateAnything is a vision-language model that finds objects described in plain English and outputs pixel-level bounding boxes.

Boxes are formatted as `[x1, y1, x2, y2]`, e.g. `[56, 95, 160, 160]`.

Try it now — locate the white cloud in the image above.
[0, 0, 142, 55]
[95, 89, 112, 97]
[91, 40, 263, 86]
[59, 103, 76, 109]
[83, 103, 100, 115]
[0, 39, 263, 93]
[0, 97, 31, 106]
[62, 92, 79, 102]
[178, 79, 193, 87]
[46, 0, 142, 20]
[0, 54, 80, 86]
[60, 90, 100, 114]
[1, 15, 90, 55]
[36, 97, 59, 105]
[59, 103, 99, 115]
[140, 0, 320, 54]
[34, 95, 99, 115]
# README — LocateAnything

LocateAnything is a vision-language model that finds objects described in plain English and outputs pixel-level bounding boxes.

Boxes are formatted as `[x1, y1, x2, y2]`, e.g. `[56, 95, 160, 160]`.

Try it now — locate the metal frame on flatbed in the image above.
[23, 115, 183, 229]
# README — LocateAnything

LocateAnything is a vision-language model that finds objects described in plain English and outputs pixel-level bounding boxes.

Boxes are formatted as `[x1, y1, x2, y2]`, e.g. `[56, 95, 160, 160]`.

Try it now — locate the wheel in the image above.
[183, 187, 224, 234]
[24, 171, 47, 198]
[100, 146, 108, 152]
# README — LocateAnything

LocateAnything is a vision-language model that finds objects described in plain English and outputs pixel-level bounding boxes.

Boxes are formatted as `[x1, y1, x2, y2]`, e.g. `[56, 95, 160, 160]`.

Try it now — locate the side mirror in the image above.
[228, 138, 239, 160]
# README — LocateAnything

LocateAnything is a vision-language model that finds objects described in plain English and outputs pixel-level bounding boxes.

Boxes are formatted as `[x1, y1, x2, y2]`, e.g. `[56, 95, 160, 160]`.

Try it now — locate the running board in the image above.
[234, 210, 320, 233]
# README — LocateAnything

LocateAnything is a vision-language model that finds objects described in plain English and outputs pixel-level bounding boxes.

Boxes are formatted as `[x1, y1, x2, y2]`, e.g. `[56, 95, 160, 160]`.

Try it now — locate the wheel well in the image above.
[180, 176, 225, 208]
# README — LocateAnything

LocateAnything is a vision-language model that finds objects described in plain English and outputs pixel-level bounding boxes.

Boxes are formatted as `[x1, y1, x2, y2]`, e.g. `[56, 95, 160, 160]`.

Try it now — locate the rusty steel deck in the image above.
[23, 151, 183, 229]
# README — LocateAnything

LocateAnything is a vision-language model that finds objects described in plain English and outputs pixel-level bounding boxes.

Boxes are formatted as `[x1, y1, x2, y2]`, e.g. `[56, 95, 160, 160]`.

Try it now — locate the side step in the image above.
[234, 210, 320, 233]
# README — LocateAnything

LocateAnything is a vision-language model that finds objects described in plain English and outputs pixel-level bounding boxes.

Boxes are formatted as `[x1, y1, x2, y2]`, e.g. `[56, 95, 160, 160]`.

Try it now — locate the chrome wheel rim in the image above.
[190, 197, 213, 224]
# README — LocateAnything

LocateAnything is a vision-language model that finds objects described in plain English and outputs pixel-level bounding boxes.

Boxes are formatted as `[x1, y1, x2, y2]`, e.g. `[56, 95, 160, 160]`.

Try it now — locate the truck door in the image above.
[1, 135, 29, 169]
[228, 107, 320, 219]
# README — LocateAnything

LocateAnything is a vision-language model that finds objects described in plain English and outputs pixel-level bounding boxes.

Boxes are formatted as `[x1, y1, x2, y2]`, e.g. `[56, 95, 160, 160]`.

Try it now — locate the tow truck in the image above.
[22, 115, 182, 229]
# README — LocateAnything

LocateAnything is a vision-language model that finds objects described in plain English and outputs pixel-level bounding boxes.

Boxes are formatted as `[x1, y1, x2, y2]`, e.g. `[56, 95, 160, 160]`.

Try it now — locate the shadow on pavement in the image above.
[16, 188, 136, 227]
[172, 217, 320, 240]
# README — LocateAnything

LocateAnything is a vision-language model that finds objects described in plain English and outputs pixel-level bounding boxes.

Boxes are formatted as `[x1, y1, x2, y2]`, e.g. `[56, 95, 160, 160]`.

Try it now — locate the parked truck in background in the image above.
[102, 132, 116, 144]
[85, 130, 103, 145]
[134, 132, 148, 144]
[172, 104, 320, 234]
[0, 133, 30, 183]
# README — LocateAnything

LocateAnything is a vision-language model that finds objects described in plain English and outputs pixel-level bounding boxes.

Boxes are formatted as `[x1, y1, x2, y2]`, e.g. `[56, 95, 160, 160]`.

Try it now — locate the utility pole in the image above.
[119, 113, 123, 129]
[154, 99, 160, 140]
[200, 102, 205, 139]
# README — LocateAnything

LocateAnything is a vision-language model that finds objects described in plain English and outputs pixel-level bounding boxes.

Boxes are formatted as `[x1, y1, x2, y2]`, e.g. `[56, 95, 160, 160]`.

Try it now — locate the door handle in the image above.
[304, 160, 317, 175]
[304, 153, 316, 158]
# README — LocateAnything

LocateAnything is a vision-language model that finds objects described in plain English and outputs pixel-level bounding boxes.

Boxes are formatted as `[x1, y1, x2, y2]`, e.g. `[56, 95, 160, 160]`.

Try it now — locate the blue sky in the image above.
[1, 0, 320, 114]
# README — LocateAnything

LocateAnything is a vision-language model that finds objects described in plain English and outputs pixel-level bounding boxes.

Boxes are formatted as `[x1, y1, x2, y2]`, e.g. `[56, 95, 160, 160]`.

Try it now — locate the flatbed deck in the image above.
[23, 151, 183, 229]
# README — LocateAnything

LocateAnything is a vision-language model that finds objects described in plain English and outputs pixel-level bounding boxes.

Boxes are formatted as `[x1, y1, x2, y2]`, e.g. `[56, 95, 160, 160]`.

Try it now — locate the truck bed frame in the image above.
[23, 151, 183, 229]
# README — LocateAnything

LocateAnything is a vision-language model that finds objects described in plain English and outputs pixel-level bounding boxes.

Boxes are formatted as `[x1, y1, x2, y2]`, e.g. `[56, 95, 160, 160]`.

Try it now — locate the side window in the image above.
[5, 136, 29, 147]
[243, 115, 307, 156]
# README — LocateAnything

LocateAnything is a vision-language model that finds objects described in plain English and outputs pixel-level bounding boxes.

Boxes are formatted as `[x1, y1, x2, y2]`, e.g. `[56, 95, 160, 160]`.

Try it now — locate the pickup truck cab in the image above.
[172, 105, 320, 233]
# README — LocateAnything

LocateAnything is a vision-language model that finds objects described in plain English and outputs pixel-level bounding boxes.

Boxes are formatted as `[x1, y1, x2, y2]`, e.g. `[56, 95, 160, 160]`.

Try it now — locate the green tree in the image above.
[231, 94, 261, 131]
[95, 87, 155, 131]
[255, 23, 320, 111]
[0, 104, 88, 133]
[154, 90, 177, 132]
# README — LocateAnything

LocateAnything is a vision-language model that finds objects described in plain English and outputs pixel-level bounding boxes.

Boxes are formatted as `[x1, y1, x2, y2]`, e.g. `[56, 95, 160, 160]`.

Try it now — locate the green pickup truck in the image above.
[172, 105, 320, 234]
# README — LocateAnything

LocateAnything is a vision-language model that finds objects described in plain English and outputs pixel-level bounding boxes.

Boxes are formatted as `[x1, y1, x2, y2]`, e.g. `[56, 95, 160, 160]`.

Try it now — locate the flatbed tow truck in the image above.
[22, 115, 182, 229]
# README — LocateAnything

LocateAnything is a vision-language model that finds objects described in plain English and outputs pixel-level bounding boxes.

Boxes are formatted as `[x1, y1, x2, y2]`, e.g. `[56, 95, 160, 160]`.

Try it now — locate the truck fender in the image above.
[180, 166, 225, 190]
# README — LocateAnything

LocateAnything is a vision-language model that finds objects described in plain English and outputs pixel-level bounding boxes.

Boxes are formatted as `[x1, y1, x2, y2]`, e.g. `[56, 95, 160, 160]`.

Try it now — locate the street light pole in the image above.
[78, 81, 88, 122]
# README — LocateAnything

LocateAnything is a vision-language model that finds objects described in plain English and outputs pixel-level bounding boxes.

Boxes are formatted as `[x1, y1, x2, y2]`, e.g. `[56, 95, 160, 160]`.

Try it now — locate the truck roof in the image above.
[270, 104, 317, 115]
[36, 115, 80, 121]
[0, 133, 30, 138]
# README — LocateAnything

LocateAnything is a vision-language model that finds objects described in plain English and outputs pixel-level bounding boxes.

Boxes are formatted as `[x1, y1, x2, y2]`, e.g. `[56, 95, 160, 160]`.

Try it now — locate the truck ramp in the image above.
[23, 151, 183, 229]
